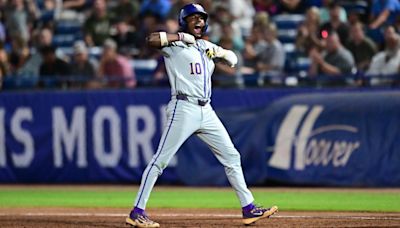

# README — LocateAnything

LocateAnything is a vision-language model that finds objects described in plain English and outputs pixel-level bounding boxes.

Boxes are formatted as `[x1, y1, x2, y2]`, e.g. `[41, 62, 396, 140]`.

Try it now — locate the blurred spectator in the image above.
[396, 14, 400, 32]
[55, 0, 88, 21]
[253, 12, 270, 29]
[242, 26, 266, 74]
[83, 0, 111, 46]
[346, 22, 377, 72]
[37, 0, 58, 28]
[68, 40, 98, 88]
[197, 0, 213, 12]
[33, 27, 54, 49]
[136, 13, 166, 58]
[252, 0, 278, 16]
[255, 23, 285, 85]
[346, 9, 363, 26]
[4, 0, 39, 42]
[296, 7, 325, 55]
[0, 14, 6, 43]
[369, 0, 400, 29]
[111, 18, 139, 57]
[320, 2, 350, 44]
[98, 39, 136, 88]
[341, 0, 370, 25]
[17, 27, 66, 77]
[139, 0, 171, 21]
[152, 57, 167, 86]
[167, 0, 193, 20]
[277, 0, 309, 14]
[39, 45, 70, 88]
[41, 0, 57, 11]
[366, 26, 400, 76]
[319, 0, 347, 24]
[227, 0, 254, 37]
[9, 36, 30, 74]
[110, 0, 140, 24]
[164, 17, 179, 33]
[309, 31, 355, 78]
[61, 0, 87, 9]
[209, 6, 242, 51]
[0, 42, 10, 81]
[214, 36, 244, 88]
[221, 22, 244, 52]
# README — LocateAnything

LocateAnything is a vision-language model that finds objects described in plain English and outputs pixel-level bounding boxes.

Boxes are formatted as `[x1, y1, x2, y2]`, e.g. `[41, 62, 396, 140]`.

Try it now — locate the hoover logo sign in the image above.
[268, 105, 360, 171]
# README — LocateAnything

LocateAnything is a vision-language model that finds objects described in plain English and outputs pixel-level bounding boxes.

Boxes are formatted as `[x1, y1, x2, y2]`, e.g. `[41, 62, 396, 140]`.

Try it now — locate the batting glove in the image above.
[206, 47, 238, 67]
[206, 47, 225, 59]
[178, 32, 196, 44]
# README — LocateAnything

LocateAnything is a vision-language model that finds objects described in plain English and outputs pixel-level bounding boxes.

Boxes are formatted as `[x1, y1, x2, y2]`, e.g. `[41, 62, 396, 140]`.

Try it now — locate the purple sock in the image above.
[132, 207, 145, 215]
[242, 203, 255, 212]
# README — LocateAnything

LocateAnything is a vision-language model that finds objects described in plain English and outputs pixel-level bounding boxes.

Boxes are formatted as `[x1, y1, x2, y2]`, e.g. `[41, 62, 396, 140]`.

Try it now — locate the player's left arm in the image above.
[206, 45, 238, 68]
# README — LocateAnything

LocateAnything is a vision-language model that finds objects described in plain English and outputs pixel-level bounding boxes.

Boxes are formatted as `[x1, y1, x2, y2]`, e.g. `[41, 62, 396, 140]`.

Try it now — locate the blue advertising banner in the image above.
[0, 90, 174, 183]
[0, 88, 399, 186]
[260, 91, 400, 187]
[0, 89, 291, 184]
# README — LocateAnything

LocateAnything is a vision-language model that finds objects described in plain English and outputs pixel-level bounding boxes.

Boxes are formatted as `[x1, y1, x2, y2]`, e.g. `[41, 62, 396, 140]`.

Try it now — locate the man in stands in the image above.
[309, 31, 355, 85]
[98, 39, 136, 88]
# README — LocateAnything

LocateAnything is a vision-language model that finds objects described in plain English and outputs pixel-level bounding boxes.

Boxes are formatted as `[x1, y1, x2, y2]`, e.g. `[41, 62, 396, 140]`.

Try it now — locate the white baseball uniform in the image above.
[133, 39, 254, 209]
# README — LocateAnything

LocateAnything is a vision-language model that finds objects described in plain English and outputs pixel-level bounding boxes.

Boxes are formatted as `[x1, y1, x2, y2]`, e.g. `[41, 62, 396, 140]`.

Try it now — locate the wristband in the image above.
[160, 32, 168, 46]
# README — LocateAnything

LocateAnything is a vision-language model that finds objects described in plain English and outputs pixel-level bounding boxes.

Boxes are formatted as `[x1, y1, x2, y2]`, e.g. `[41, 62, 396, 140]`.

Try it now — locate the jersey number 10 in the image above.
[189, 63, 202, 75]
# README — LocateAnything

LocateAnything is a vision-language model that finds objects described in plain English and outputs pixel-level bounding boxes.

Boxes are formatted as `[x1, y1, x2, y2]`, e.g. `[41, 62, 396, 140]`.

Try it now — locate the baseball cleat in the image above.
[126, 211, 160, 228]
[242, 205, 278, 225]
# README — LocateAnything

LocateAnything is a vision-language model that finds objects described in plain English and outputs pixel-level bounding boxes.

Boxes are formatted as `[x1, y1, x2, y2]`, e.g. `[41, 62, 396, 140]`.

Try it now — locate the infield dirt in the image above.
[1, 208, 400, 227]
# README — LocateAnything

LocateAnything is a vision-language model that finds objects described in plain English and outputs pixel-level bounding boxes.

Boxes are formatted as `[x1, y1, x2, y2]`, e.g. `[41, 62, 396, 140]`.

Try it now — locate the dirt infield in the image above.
[1, 208, 400, 227]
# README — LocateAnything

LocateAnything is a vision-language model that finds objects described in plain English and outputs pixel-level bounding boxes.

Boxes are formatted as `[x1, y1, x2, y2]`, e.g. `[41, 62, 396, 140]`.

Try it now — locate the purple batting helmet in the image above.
[179, 3, 208, 33]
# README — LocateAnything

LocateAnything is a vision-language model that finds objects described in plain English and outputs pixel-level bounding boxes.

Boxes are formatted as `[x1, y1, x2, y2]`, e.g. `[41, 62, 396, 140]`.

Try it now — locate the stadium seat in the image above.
[283, 43, 299, 74]
[55, 20, 83, 35]
[272, 14, 304, 29]
[283, 43, 296, 53]
[57, 47, 74, 56]
[132, 59, 158, 86]
[277, 29, 297, 43]
[52, 34, 78, 47]
[88, 47, 103, 60]
[294, 57, 311, 73]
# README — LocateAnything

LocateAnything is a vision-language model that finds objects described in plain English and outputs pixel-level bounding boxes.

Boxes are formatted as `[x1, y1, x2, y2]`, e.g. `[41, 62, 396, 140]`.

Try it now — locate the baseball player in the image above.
[126, 4, 277, 227]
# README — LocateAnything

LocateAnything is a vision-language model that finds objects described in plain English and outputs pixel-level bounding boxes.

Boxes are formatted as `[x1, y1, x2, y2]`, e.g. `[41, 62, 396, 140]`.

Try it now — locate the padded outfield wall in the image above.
[0, 88, 399, 186]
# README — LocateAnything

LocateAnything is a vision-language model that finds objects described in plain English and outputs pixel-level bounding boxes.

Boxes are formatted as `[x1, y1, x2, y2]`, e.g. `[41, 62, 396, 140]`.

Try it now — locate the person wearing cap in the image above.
[98, 38, 136, 88]
[69, 40, 98, 88]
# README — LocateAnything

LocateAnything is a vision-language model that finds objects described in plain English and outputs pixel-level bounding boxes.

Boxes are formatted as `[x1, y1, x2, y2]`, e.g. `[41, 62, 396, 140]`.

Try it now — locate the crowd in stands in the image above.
[0, 0, 399, 90]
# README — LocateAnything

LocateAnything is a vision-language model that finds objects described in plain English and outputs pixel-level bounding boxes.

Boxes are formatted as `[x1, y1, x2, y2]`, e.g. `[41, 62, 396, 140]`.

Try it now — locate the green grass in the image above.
[0, 187, 399, 212]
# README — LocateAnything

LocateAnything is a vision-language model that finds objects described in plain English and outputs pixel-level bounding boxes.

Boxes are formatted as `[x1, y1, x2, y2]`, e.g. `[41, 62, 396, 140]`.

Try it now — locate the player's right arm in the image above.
[146, 32, 196, 49]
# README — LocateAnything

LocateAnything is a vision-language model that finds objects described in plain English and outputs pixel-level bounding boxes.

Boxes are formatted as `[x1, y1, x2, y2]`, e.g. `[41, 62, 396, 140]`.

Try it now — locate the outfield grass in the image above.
[0, 187, 399, 212]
